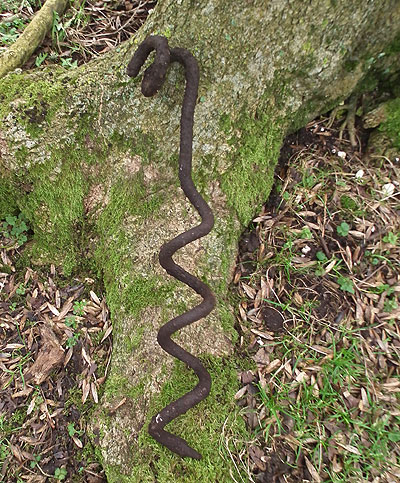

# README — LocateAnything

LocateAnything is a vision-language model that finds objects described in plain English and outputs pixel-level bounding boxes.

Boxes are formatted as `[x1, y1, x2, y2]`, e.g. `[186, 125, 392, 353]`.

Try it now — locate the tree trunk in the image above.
[1, 1, 399, 480]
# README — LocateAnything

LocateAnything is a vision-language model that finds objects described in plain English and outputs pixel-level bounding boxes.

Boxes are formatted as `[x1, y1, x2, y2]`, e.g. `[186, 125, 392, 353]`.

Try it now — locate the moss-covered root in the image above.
[0, 0, 68, 79]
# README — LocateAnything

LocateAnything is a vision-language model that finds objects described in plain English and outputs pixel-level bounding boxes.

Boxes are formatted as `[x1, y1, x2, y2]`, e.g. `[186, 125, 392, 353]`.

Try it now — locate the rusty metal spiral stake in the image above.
[127, 35, 215, 460]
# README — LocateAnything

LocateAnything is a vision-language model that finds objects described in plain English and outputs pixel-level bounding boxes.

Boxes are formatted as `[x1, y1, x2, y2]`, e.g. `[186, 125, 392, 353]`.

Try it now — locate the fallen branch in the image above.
[0, 0, 68, 79]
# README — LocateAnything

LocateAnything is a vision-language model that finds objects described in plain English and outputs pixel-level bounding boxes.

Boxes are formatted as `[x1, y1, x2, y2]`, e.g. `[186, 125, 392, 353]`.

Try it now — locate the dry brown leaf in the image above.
[242, 282, 256, 299]
[72, 435, 83, 448]
[250, 328, 274, 340]
[264, 359, 281, 374]
[109, 397, 127, 414]
[82, 346, 91, 365]
[12, 387, 33, 399]
[100, 325, 113, 343]
[24, 325, 64, 385]
[64, 347, 73, 367]
[331, 454, 343, 473]
[254, 289, 263, 309]
[10, 444, 24, 463]
[91, 382, 99, 403]
[239, 304, 247, 322]
[336, 442, 361, 455]
[304, 456, 321, 482]
[324, 259, 336, 274]
[249, 445, 266, 471]
[252, 347, 270, 366]
[47, 303, 60, 317]
[90, 290, 101, 306]
[57, 298, 73, 320]
[27, 397, 36, 415]
[234, 386, 247, 400]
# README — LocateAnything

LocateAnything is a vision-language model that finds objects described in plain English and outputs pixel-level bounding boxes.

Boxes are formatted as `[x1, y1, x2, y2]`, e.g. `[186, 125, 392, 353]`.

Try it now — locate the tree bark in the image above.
[1, 1, 400, 480]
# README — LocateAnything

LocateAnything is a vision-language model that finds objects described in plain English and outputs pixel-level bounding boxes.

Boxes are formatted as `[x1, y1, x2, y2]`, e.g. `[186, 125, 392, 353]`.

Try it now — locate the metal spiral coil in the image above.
[127, 35, 215, 460]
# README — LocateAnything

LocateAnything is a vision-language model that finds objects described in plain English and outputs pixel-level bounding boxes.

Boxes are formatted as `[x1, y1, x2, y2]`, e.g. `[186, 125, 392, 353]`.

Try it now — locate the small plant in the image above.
[383, 231, 398, 245]
[365, 250, 391, 266]
[61, 57, 78, 68]
[302, 169, 317, 188]
[66, 333, 79, 348]
[16, 284, 26, 295]
[299, 226, 313, 239]
[370, 284, 395, 296]
[316, 250, 328, 262]
[35, 52, 48, 67]
[52, 12, 66, 44]
[384, 297, 398, 313]
[67, 422, 77, 437]
[65, 315, 77, 329]
[0, 18, 26, 45]
[337, 275, 355, 294]
[314, 250, 331, 275]
[0, 439, 10, 464]
[9, 302, 17, 311]
[1, 213, 29, 246]
[340, 194, 359, 212]
[73, 300, 86, 316]
[54, 467, 67, 480]
[30, 454, 41, 469]
[67, 422, 82, 437]
[337, 221, 350, 237]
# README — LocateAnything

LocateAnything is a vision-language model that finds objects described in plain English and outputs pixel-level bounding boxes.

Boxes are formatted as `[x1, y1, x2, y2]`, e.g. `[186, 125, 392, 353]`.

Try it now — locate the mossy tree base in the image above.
[1, 0, 400, 480]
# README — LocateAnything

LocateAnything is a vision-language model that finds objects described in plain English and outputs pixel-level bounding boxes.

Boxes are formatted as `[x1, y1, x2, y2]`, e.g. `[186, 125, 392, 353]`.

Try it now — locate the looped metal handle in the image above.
[127, 35, 170, 97]
[127, 36, 215, 460]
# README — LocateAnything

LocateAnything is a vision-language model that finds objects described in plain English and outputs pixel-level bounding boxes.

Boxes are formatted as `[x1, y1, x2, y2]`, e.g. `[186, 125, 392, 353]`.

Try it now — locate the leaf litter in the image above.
[1, 0, 157, 68]
[230, 109, 400, 482]
[0, 248, 112, 481]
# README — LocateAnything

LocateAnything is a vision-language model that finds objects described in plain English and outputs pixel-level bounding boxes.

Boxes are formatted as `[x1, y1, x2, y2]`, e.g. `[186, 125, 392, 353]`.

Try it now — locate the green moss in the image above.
[217, 302, 238, 344]
[106, 374, 133, 398]
[94, 171, 172, 317]
[125, 326, 145, 351]
[0, 72, 66, 131]
[65, 388, 88, 414]
[219, 113, 232, 134]
[110, 130, 157, 165]
[110, 356, 248, 482]
[104, 373, 148, 406]
[98, 258, 176, 321]
[124, 276, 176, 317]
[17, 150, 87, 275]
[221, 110, 283, 225]
[0, 178, 18, 219]
[380, 97, 400, 149]
[385, 32, 400, 55]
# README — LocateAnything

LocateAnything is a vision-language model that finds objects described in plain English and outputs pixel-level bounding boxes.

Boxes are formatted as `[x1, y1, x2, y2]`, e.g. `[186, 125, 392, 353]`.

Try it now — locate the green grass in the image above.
[0, 409, 26, 472]
[257, 323, 399, 481]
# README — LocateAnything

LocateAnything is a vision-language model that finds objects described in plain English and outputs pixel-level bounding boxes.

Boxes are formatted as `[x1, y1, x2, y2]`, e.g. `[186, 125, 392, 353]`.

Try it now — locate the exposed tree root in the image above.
[0, 0, 68, 79]
[327, 94, 358, 148]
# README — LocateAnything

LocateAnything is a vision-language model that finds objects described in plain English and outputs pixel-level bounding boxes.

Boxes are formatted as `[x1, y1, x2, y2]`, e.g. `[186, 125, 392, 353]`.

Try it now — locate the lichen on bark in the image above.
[1, 0, 400, 480]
